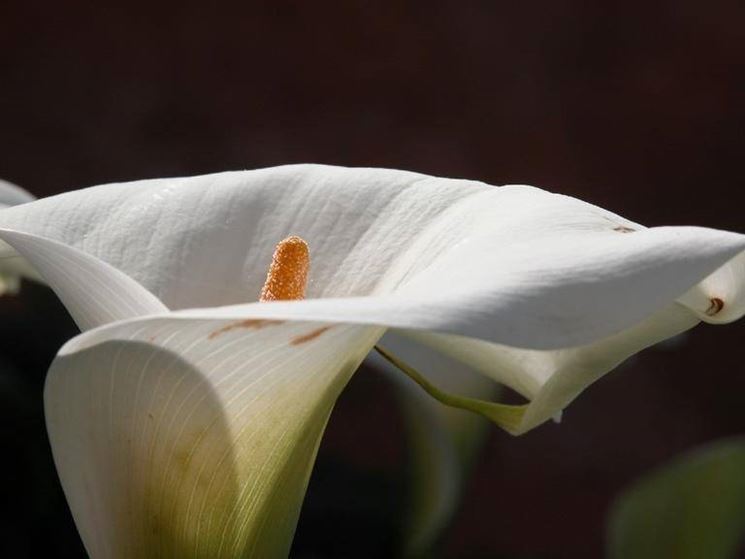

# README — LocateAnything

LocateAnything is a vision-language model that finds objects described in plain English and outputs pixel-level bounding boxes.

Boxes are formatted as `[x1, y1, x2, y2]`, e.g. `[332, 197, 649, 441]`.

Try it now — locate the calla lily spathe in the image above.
[0, 164, 743, 557]
[0, 179, 39, 294]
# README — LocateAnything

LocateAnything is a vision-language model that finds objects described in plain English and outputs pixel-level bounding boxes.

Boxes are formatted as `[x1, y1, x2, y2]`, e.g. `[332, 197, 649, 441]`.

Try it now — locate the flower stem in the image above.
[374, 345, 527, 435]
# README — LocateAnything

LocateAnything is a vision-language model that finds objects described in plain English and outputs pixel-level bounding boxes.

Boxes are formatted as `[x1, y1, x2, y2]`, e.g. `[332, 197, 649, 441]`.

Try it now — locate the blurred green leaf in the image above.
[607, 438, 745, 559]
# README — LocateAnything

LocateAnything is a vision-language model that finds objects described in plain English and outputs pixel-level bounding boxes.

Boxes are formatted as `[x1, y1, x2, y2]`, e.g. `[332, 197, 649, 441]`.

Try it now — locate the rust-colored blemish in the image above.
[705, 297, 724, 317]
[613, 225, 636, 233]
[260, 236, 310, 301]
[208, 319, 284, 340]
[290, 326, 332, 345]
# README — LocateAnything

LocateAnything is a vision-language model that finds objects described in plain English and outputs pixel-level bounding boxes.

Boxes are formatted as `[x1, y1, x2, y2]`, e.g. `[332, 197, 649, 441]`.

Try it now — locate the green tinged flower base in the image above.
[133, 406, 332, 559]
[45, 323, 375, 559]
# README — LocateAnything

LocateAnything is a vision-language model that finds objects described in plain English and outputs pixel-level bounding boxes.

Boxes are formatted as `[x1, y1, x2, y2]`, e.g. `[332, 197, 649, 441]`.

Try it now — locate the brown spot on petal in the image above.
[705, 297, 725, 317]
[290, 326, 332, 345]
[613, 225, 636, 233]
[208, 319, 283, 340]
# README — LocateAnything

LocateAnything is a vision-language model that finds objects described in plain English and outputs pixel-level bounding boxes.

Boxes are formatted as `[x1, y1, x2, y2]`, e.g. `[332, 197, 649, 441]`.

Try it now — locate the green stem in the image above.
[374, 345, 527, 435]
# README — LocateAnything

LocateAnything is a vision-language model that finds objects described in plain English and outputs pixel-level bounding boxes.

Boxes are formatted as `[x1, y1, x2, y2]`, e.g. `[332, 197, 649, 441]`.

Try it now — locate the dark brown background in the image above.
[1, 1, 744, 557]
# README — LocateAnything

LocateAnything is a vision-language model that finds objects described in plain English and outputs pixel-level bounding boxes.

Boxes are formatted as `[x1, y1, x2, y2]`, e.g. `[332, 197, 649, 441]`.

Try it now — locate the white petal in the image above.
[0, 229, 166, 331]
[46, 313, 383, 558]
[678, 250, 745, 324]
[368, 332, 494, 556]
[0, 165, 452, 308]
[0, 178, 36, 206]
[405, 301, 699, 434]
[1, 165, 742, 349]
[169, 223, 743, 351]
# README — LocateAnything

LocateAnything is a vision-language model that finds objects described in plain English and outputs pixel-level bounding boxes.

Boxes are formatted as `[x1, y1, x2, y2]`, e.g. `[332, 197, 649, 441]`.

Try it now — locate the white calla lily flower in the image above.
[0, 178, 39, 294]
[0, 164, 743, 557]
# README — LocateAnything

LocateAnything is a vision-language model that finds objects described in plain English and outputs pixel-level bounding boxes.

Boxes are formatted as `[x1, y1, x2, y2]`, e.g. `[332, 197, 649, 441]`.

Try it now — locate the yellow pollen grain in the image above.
[259, 236, 310, 302]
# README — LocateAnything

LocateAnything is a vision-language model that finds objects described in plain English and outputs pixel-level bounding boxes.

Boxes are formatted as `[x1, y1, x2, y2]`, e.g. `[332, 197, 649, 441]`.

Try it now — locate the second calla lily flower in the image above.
[0, 164, 743, 557]
[0, 178, 38, 293]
